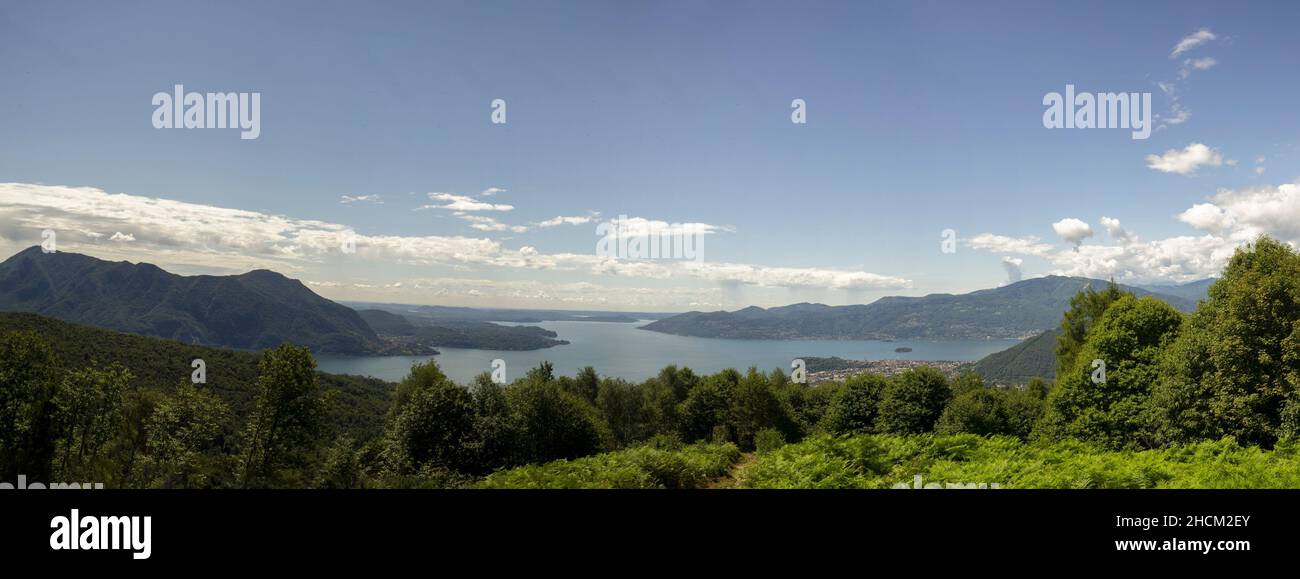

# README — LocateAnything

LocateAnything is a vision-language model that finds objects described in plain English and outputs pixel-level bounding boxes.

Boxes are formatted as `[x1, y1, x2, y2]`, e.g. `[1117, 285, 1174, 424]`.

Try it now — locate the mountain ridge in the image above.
[0, 246, 380, 353]
[641, 276, 1203, 341]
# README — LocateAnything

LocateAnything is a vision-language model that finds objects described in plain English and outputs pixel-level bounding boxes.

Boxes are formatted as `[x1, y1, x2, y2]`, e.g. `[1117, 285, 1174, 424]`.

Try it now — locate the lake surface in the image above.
[316, 320, 1020, 384]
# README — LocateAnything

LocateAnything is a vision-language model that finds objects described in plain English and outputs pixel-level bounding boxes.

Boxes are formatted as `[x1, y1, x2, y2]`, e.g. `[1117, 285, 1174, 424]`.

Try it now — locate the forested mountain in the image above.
[642, 276, 1198, 340]
[0, 247, 381, 353]
[356, 309, 569, 350]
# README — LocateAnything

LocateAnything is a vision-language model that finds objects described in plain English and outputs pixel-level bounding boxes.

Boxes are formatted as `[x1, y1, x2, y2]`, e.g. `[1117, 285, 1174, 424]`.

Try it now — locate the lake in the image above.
[316, 320, 1021, 384]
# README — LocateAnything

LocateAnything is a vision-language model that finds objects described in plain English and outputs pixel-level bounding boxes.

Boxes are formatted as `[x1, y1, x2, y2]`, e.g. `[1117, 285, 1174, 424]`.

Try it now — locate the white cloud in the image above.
[419, 192, 514, 212]
[1171, 28, 1216, 58]
[967, 181, 1300, 284]
[1001, 256, 1023, 284]
[479, 187, 507, 197]
[965, 233, 1054, 257]
[598, 216, 735, 238]
[1052, 218, 1094, 250]
[1187, 57, 1217, 70]
[1145, 143, 1223, 175]
[339, 194, 382, 204]
[676, 261, 910, 290]
[1177, 202, 1233, 232]
[1183, 182, 1300, 241]
[1159, 102, 1192, 128]
[538, 214, 599, 227]
[0, 182, 907, 294]
[109, 231, 135, 242]
[1100, 216, 1135, 244]
[455, 213, 529, 234]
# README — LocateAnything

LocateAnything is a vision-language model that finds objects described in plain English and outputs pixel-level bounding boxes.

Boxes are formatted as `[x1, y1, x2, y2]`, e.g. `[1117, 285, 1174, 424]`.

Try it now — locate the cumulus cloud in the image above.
[109, 231, 135, 242]
[1145, 143, 1223, 175]
[479, 187, 507, 197]
[966, 181, 1300, 284]
[1100, 216, 1135, 244]
[1052, 218, 1094, 250]
[1177, 203, 1233, 232]
[339, 194, 382, 204]
[1171, 28, 1216, 58]
[1001, 256, 1023, 284]
[1181, 182, 1300, 241]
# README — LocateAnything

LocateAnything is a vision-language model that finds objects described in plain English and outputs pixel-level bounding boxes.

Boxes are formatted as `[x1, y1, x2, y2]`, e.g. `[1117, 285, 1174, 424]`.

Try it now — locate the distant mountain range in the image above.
[342, 302, 670, 324]
[1133, 278, 1216, 303]
[0, 246, 381, 353]
[641, 276, 1207, 341]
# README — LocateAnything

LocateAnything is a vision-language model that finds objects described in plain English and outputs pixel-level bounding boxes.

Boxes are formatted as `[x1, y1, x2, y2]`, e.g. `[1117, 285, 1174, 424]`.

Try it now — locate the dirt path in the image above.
[706, 452, 757, 489]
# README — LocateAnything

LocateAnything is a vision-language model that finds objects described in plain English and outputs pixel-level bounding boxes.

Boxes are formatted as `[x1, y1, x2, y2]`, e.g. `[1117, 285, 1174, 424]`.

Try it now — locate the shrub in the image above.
[822, 374, 887, 435]
[507, 381, 610, 464]
[877, 367, 952, 435]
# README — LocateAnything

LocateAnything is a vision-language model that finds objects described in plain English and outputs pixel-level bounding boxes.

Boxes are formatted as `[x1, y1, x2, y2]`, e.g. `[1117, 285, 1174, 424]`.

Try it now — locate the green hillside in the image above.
[0, 311, 392, 440]
[971, 329, 1059, 385]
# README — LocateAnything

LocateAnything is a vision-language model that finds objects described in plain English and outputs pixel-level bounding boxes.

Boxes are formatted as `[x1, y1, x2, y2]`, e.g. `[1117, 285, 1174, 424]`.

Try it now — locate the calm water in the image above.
[316, 320, 1020, 384]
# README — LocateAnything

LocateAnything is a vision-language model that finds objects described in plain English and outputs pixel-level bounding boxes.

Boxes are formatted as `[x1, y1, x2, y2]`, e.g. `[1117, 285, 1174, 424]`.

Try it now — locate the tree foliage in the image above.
[1039, 296, 1183, 448]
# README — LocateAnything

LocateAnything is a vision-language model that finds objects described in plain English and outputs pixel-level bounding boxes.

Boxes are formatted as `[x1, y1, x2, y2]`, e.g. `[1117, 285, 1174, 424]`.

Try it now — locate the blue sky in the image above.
[1, 0, 1297, 311]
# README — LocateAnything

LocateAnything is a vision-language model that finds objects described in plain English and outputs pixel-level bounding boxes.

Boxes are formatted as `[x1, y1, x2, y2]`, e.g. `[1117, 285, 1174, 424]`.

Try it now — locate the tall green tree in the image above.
[1039, 295, 1183, 448]
[728, 368, 800, 450]
[506, 380, 609, 464]
[1152, 237, 1300, 447]
[239, 344, 324, 487]
[822, 374, 888, 435]
[143, 381, 230, 488]
[52, 364, 131, 481]
[596, 378, 656, 447]
[389, 371, 477, 474]
[0, 331, 61, 480]
[1056, 280, 1130, 377]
